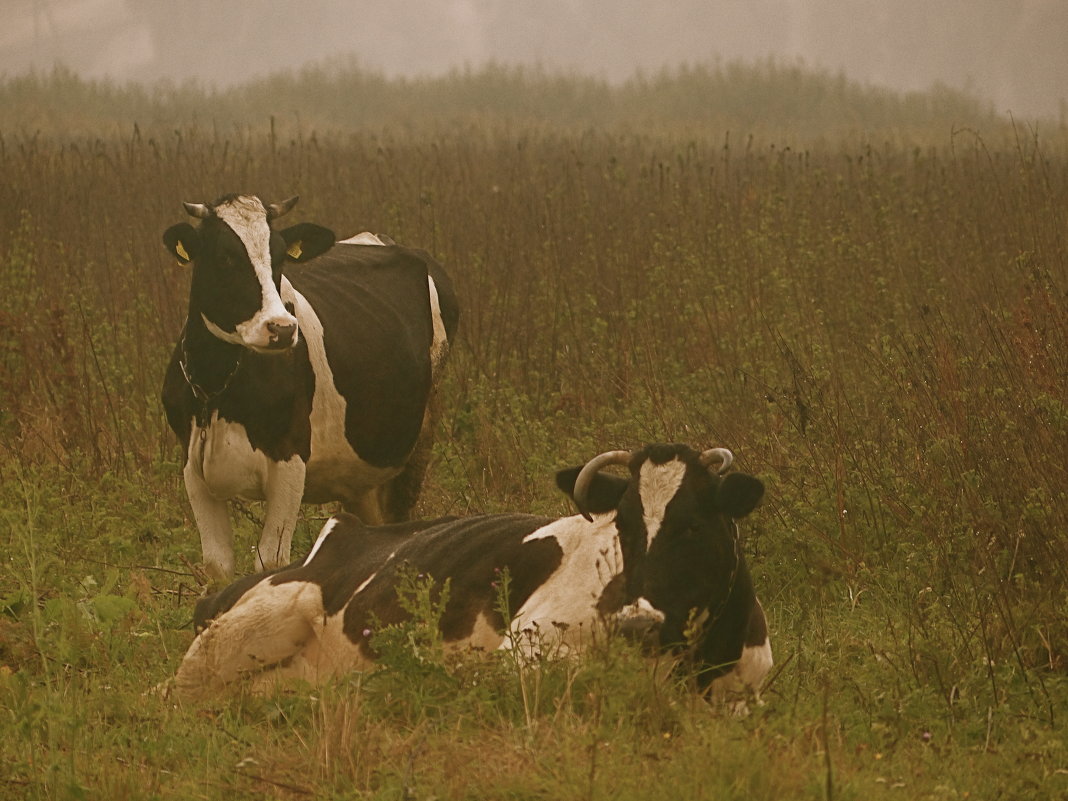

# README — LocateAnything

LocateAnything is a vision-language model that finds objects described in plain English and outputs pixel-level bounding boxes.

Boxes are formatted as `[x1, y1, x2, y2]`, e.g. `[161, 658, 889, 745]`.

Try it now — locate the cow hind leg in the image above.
[175, 580, 322, 699]
[379, 405, 437, 522]
[347, 488, 385, 526]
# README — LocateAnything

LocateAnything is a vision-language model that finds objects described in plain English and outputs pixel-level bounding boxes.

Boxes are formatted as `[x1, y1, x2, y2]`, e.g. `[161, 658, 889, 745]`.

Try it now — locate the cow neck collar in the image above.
[178, 319, 245, 427]
[683, 520, 742, 648]
[710, 521, 742, 626]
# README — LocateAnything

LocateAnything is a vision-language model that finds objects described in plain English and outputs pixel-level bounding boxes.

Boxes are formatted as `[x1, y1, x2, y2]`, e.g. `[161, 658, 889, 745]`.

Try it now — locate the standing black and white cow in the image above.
[161, 194, 458, 584]
[175, 443, 771, 707]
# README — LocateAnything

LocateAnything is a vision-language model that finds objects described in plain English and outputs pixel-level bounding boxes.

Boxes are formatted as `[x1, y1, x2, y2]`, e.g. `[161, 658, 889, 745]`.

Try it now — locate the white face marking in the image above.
[638, 458, 687, 548]
[303, 517, 340, 566]
[212, 196, 298, 351]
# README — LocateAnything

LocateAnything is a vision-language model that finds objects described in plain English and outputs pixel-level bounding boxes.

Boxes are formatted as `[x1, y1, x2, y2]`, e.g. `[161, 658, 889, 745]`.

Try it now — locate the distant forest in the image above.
[0, 59, 1033, 144]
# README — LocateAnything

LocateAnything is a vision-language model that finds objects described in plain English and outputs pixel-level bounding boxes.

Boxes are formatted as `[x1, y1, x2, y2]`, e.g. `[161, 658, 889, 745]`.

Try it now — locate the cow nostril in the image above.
[267, 322, 297, 346]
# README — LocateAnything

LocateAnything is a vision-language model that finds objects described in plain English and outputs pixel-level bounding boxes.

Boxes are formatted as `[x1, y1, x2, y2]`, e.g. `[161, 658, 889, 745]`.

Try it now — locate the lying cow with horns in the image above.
[161, 194, 458, 584]
[175, 443, 772, 705]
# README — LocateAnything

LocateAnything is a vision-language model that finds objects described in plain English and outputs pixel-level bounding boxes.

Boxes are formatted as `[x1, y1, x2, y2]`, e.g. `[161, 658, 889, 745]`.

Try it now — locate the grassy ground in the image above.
[0, 67, 1066, 799]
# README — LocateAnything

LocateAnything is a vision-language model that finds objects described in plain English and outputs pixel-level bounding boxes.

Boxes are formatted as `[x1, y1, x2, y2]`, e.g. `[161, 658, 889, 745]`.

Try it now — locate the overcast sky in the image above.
[2, 0, 1065, 118]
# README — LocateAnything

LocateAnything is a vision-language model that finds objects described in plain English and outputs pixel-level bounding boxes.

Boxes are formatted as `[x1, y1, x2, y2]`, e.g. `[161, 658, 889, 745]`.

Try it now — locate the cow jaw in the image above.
[210, 195, 300, 352]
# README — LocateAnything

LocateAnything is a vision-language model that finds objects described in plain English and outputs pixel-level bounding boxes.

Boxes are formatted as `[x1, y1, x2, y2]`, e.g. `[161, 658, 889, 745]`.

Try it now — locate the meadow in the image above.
[0, 64, 1066, 799]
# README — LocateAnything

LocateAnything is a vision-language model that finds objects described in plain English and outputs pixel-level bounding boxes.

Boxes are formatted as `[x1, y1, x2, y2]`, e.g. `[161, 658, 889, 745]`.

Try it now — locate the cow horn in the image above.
[573, 450, 631, 522]
[267, 195, 300, 221]
[699, 447, 734, 475]
[183, 202, 210, 219]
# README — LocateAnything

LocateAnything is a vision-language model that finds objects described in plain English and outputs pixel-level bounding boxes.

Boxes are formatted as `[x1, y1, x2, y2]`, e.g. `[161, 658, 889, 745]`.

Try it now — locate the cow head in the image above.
[162, 194, 335, 353]
[556, 443, 764, 647]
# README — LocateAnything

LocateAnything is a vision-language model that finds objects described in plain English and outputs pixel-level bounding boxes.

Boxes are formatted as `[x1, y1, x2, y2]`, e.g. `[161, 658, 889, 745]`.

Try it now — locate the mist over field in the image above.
[3, 0, 1067, 118]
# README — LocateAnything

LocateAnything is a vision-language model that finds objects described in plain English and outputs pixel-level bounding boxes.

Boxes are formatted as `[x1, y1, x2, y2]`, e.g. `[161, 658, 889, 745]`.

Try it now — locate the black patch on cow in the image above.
[270, 513, 461, 615]
[285, 243, 448, 468]
[192, 513, 461, 630]
[338, 514, 560, 653]
[595, 572, 627, 617]
[689, 564, 759, 688]
[193, 564, 292, 633]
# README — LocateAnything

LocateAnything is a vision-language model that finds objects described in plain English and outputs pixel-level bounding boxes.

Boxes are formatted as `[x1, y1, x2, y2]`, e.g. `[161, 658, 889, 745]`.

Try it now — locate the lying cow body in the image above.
[176, 444, 771, 705]
[161, 195, 458, 583]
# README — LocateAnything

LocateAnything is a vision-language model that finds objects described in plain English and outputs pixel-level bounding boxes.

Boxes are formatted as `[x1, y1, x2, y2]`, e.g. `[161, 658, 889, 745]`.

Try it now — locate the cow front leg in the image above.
[184, 461, 235, 585]
[257, 456, 306, 571]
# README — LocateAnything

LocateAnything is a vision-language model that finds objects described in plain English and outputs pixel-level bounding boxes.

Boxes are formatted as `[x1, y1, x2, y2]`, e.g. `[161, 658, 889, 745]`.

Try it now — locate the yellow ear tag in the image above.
[287, 240, 303, 260]
[175, 240, 190, 261]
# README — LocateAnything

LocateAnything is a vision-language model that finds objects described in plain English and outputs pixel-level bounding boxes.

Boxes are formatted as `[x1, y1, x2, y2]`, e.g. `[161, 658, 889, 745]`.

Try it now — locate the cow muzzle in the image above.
[230, 309, 300, 352]
[266, 320, 297, 349]
[615, 597, 666, 639]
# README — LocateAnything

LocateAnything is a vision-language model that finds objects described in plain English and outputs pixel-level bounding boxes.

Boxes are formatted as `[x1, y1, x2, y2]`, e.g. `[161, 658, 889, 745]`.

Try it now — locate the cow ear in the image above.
[555, 466, 629, 515]
[279, 223, 336, 262]
[715, 473, 765, 518]
[163, 223, 199, 265]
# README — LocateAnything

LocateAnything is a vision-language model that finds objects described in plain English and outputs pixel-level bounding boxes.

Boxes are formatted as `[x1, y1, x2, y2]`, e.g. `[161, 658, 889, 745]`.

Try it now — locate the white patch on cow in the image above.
[188, 412, 268, 500]
[350, 551, 397, 596]
[283, 279, 402, 502]
[200, 313, 246, 347]
[213, 196, 298, 351]
[707, 598, 773, 715]
[510, 514, 623, 655]
[175, 577, 325, 699]
[734, 638, 773, 691]
[338, 231, 386, 245]
[352, 569, 379, 596]
[638, 458, 687, 548]
[309, 605, 375, 676]
[303, 518, 341, 566]
[427, 275, 449, 371]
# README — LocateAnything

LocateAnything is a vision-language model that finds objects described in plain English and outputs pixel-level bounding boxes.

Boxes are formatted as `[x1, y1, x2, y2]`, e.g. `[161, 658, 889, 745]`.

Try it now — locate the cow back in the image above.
[287, 244, 441, 467]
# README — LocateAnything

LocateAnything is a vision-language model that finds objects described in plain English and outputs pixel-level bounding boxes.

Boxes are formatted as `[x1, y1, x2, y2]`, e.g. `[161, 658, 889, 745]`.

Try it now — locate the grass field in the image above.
[0, 64, 1066, 799]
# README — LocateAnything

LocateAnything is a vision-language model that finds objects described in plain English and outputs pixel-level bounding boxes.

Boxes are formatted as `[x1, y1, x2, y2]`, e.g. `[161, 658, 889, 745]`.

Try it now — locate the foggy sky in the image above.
[3, 0, 1065, 118]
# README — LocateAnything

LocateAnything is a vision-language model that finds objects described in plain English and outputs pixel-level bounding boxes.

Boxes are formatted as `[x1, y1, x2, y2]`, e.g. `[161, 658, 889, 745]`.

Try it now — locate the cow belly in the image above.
[302, 458, 401, 505]
[188, 415, 270, 500]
